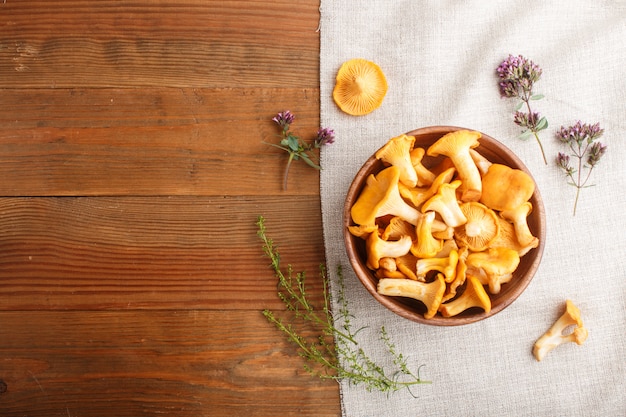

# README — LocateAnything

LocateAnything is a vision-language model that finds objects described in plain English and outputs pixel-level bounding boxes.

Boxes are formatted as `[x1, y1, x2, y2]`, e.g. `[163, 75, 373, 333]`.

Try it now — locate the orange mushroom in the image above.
[427, 130, 483, 202]
[399, 166, 456, 210]
[410, 211, 443, 259]
[500, 202, 539, 248]
[350, 166, 422, 226]
[377, 273, 446, 319]
[332, 58, 388, 116]
[480, 163, 535, 211]
[439, 276, 491, 317]
[375, 134, 418, 187]
[466, 247, 520, 294]
[454, 202, 500, 252]
[409, 147, 437, 186]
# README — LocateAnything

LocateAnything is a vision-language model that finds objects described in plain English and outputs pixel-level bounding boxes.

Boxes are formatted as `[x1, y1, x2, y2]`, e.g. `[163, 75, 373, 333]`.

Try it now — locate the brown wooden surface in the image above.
[0, 1, 341, 416]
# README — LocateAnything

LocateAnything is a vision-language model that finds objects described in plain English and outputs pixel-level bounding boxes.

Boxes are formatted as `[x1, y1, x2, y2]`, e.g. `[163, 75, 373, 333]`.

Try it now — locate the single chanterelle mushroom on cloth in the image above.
[332, 58, 388, 116]
[427, 130, 483, 202]
[533, 299, 588, 361]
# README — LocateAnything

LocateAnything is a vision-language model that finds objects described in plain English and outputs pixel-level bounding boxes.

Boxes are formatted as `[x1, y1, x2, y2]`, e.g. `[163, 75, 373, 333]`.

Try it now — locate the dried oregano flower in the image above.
[265, 111, 335, 190]
[555, 121, 606, 216]
[497, 54, 549, 164]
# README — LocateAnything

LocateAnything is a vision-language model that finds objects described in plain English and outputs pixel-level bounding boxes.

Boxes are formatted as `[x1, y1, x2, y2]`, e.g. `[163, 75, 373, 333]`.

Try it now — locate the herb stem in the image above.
[257, 216, 430, 394]
[556, 121, 606, 216]
[283, 152, 294, 191]
[524, 98, 547, 165]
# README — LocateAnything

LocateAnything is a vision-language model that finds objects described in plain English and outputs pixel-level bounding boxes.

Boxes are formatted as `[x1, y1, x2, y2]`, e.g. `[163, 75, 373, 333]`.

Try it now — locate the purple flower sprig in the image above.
[556, 121, 606, 216]
[497, 54, 549, 164]
[266, 110, 335, 190]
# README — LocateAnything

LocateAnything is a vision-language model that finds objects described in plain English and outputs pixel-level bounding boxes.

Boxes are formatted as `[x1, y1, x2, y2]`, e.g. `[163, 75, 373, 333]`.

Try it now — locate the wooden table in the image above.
[0, 1, 341, 415]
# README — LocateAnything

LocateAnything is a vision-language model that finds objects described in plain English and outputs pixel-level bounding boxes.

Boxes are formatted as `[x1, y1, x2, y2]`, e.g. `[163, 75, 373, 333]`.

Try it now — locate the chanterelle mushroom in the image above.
[332, 58, 388, 116]
[399, 166, 456, 209]
[411, 210, 443, 259]
[489, 216, 537, 256]
[421, 179, 467, 228]
[377, 273, 446, 319]
[427, 130, 483, 202]
[533, 299, 588, 361]
[375, 134, 418, 187]
[454, 202, 500, 252]
[350, 166, 422, 226]
[410, 147, 436, 186]
[466, 247, 520, 294]
[500, 202, 539, 248]
[480, 163, 535, 211]
[439, 276, 491, 317]
[365, 231, 412, 270]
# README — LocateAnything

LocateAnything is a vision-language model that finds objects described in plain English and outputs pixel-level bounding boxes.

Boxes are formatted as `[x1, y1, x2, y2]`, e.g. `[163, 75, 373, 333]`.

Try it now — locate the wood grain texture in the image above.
[0, 87, 321, 196]
[0, 0, 342, 415]
[0, 310, 339, 417]
[0, 196, 326, 310]
[0, 1, 319, 88]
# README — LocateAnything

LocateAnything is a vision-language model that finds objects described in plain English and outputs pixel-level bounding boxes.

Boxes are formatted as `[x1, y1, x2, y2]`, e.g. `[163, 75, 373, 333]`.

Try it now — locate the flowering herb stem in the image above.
[522, 98, 548, 165]
[497, 54, 549, 164]
[257, 216, 430, 394]
[265, 111, 335, 190]
[556, 121, 606, 216]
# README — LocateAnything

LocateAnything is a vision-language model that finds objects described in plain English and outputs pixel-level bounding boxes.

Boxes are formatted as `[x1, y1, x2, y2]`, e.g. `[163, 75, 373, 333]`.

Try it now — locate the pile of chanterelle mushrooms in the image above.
[349, 130, 539, 319]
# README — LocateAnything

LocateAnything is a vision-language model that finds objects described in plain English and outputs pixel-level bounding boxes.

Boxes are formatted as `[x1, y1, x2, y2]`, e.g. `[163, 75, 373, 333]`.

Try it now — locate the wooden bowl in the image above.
[343, 126, 546, 326]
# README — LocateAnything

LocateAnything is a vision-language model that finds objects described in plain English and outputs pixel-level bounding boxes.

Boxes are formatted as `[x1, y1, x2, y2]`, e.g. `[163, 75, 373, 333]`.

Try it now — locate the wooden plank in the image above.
[0, 310, 341, 417]
[0, 196, 329, 311]
[0, 0, 319, 88]
[0, 87, 322, 196]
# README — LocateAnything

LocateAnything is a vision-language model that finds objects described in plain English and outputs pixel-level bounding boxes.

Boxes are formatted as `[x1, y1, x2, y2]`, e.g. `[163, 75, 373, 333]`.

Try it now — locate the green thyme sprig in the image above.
[257, 216, 430, 395]
[497, 54, 549, 164]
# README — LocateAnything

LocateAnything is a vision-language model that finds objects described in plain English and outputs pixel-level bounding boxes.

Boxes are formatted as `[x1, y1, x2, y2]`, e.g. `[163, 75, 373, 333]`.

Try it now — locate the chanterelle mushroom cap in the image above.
[332, 58, 388, 116]
[489, 216, 538, 256]
[375, 134, 418, 187]
[454, 202, 500, 252]
[466, 247, 520, 294]
[427, 130, 482, 202]
[480, 163, 535, 211]
[382, 217, 415, 240]
[350, 166, 422, 226]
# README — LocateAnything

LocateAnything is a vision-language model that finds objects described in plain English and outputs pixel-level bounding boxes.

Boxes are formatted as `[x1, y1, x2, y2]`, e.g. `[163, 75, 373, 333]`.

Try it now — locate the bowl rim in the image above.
[342, 125, 546, 326]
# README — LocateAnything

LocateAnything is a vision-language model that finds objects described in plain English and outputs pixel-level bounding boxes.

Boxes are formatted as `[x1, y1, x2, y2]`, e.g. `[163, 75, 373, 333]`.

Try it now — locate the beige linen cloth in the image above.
[319, 1, 626, 416]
